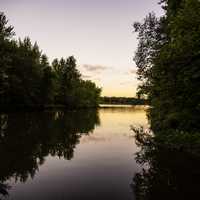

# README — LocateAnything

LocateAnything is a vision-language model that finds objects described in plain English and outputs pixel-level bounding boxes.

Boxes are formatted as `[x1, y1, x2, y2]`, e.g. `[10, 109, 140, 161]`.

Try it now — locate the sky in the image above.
[0, 0, 163, 97]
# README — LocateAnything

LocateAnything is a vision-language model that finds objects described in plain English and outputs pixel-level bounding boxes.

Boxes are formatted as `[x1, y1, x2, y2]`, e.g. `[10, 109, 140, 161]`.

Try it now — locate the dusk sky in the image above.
[1, 0, 163, 97]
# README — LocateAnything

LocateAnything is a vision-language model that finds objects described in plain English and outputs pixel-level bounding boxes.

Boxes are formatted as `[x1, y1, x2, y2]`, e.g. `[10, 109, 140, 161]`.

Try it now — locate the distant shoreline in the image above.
[99, 104, 147, 108]
[100, 96, 148, 105]
[0, 104, 147, 112]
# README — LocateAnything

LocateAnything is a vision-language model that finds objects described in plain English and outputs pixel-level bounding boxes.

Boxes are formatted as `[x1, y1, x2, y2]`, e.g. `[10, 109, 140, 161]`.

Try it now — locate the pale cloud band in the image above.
[82, 64, 109, 72]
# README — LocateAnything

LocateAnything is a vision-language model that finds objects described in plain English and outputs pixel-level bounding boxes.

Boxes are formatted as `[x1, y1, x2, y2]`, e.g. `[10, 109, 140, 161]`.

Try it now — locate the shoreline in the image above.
[0, 104, 147, 112]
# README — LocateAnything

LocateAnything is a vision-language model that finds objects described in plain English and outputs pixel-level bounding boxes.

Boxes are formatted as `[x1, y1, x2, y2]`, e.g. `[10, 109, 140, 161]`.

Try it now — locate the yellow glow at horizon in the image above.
[101, 86, 137, 97]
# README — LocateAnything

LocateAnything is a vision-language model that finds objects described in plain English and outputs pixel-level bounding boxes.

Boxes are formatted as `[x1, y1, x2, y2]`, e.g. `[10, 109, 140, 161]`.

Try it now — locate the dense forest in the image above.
[134, 0, 200, 133]
[133, 0, 200, 199]
[0, 12, 101, 110]
[100, 96, 147, 105]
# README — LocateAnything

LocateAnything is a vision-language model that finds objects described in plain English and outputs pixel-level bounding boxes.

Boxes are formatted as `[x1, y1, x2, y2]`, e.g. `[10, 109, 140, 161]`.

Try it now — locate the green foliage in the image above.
[73, 80, 101, 107]
[134, 0, 200, 132]
[133, 2, 200, 198]
[0, 12, 14, 40]
[0, 12, 101, 109]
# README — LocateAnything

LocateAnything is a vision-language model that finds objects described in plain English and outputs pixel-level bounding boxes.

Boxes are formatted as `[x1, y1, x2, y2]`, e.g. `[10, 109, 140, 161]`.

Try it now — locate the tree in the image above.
[0, 12, 101, 109]
[0, 12, 15, 105]
[0, 12, 14, 40]
[10, 37, 42, 105]
[134, 0, 200, 132]
[56, 56, 81, 106]
[40, 54, 54, 104]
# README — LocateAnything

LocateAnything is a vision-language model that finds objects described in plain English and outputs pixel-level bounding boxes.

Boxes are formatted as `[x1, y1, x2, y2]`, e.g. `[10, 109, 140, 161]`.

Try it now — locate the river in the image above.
[0, 106, 147, 200]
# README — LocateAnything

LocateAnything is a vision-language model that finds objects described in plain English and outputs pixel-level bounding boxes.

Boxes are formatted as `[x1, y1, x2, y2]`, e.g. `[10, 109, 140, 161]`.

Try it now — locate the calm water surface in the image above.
[0, 107, 147, 200]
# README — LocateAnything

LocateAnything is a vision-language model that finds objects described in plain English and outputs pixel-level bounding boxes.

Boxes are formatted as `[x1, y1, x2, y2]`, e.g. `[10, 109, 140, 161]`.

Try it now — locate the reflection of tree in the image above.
[132, 128, 200, 200]
[0, 183, 10, 199]
[0, 109, 99, 195]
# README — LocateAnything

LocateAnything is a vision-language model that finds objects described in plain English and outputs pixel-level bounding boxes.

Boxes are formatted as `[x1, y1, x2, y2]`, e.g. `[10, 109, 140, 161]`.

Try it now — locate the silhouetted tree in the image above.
[134, 0, 200, 132]
[0, 12, 15, 105]
[0, 12, 101, 109]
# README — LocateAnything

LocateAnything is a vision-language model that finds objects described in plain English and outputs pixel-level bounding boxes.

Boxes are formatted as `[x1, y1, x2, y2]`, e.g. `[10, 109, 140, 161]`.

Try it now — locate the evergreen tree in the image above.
[0, 12, 15, 105]
[0, 12, 101, 109]
[40, 54, 54, 104]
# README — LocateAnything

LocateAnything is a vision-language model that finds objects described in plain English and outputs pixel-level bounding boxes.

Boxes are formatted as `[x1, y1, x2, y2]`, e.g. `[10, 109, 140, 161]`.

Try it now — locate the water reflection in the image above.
[132, 129, 200, 200]
[0, 110, 99, 198]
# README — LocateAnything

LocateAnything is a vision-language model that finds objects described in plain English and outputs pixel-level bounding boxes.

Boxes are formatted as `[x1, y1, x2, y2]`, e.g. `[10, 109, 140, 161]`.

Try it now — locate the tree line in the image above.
[0, 12, 101, 109]
[100, 96, 147, 105]
[134, 0, 200, 133]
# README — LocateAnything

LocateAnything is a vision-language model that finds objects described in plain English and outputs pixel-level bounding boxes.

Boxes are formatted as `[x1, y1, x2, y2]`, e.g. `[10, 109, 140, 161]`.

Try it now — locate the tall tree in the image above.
[0, 12, 15, 105]
[134, 0, 200, 132]
[0, 12, 101, 109]
[40, 54, 54, 104]
[59, 56, 81, 106]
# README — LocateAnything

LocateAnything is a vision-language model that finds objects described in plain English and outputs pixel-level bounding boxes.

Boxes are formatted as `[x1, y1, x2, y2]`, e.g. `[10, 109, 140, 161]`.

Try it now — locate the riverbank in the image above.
[0, 104, 148, 112]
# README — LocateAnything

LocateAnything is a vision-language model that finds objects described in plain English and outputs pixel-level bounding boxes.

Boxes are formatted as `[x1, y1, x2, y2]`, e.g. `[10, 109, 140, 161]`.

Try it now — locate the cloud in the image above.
[120, 81, 132, 85]
[94, 78, 101, 82]
[82, 74, 92, 79]
[81, 74, 101, 85]
[129, 69, 137, 74]
[83, 64, 109, 72]
[81, 135, 109, 143]
[123, 69, 137, 76]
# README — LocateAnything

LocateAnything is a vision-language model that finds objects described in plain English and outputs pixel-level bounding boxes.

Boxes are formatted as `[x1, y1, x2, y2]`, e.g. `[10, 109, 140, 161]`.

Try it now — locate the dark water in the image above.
[0, 107, 147, 200]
